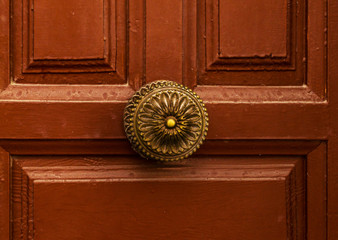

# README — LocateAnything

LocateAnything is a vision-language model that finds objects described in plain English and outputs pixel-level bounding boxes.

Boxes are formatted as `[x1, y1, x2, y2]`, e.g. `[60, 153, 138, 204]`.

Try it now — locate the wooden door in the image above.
[0, 0, 337, 239]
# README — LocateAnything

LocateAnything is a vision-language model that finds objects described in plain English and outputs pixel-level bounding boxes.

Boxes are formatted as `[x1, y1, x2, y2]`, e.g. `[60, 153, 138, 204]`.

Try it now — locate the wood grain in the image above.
[33, 0, 105, 59]
[328, 0, 338, 238]
[128, 0, 145, 90]
[197, 0, 306, 86]
[307, 0, 328, 98]
[0, 140, 321, 156]
[12, 155, 305, 240]
[145, 0, 183, 83]
[219, 0, 287, 58]
[0, 148, 9, 240]
[12, 0, 127, 84]
[1, 141, 327, 239]
[0, 101, 328, 139]
[0, 0, 9, 90]
[0, 0, 335, 239]
[307, 142, 327, 240]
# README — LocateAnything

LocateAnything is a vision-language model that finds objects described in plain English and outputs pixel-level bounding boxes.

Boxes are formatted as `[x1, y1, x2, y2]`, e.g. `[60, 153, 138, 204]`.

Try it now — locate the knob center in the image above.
[165, 117, 177, 128]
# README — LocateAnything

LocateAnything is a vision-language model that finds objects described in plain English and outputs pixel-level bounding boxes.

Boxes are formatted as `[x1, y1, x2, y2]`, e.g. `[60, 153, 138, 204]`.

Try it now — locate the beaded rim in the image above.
[124, 80, 209, 161]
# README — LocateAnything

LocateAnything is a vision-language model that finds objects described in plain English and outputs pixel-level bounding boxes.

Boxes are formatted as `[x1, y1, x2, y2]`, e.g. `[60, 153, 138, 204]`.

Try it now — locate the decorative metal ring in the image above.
[124, 80, 208, 161]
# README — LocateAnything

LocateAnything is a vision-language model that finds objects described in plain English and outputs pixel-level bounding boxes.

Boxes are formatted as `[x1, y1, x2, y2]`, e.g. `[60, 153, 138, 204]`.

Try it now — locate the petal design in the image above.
[160, 92, 170, 113]
[137, 90, 203, 156]
[170, 92, 179, 114]
[176, 96, 189, 116]
[151, 97, 166, 116]
[124, 80, 208, 161]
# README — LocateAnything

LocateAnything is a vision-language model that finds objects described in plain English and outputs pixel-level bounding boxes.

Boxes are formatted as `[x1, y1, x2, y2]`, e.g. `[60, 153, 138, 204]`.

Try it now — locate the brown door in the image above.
[0, 0, 337, 239]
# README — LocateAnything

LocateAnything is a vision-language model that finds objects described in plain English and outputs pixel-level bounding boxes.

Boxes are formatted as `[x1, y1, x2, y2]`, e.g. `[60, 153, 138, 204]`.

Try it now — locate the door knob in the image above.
[124, 80, 208, 161]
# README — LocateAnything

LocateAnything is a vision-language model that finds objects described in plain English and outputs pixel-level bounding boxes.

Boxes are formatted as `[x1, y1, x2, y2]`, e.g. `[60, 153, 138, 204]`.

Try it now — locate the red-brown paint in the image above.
[0, 0, 337, 239]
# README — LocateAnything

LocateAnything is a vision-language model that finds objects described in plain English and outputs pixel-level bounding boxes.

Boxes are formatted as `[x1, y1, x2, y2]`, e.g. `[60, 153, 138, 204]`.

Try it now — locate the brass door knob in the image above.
[124, 80, 208, 161]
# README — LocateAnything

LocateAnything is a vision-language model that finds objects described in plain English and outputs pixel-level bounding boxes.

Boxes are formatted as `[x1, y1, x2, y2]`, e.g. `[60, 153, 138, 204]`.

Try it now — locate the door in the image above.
[0, 0, 337, 239]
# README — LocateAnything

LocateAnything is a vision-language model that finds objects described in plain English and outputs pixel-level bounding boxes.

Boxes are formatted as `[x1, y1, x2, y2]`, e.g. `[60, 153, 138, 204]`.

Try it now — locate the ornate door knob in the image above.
[124, 80, 209, 161]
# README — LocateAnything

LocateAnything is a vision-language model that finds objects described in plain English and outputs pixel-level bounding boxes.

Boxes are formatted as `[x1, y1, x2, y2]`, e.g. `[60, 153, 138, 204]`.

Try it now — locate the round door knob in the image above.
[124, 80, 209, 161]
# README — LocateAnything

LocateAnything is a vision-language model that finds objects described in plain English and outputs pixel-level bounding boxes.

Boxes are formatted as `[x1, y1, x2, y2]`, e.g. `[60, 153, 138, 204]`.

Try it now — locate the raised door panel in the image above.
[0, 0, 335, 239]
[11, 155, 304, 240]
[12, 0, 126, 84]
[0, 141, 326, 240]
[0, 0, 328, 140]
[197, 0, 326, 93]
[198, 0, 305, 86]
[219, 0, 288, 58]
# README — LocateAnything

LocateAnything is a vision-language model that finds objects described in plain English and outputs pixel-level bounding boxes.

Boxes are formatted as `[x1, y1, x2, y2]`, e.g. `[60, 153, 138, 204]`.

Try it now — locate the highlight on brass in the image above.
[124, 80, 209, 161]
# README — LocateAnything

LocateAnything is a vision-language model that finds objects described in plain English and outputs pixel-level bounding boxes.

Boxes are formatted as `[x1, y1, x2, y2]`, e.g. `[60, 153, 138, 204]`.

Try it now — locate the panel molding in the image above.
[197, 0, 306, 86]
[12, 159, 34, 239]
[285, 166, 298, 239]
[0, 84, 135, 102]
[0, 98, 328, 139]
[11, 155, 299, 239]
[11, 155, 302, 240]
[23, 0, 114, 73]
[12, 0, 127, 84]
[0, 140, 326, 240]
[207, 0, 295, 70]
[0, 149, 9, 240]
[0, 139, 322, 156]
[195, 85, 324, 103]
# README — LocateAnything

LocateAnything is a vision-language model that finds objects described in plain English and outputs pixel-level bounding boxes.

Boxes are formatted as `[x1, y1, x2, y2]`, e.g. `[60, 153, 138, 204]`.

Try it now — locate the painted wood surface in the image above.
[0, 0, 337, 239]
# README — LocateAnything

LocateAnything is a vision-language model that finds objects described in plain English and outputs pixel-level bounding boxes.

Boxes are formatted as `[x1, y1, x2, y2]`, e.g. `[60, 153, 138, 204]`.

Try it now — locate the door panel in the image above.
[3, 141, 326, 240]
[12, 0, 126, 84]
[32, 181, 287, 240]
[0, 0, 337, 239]
[199, 0, 305, 86]
[12, 155, 306, 240]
